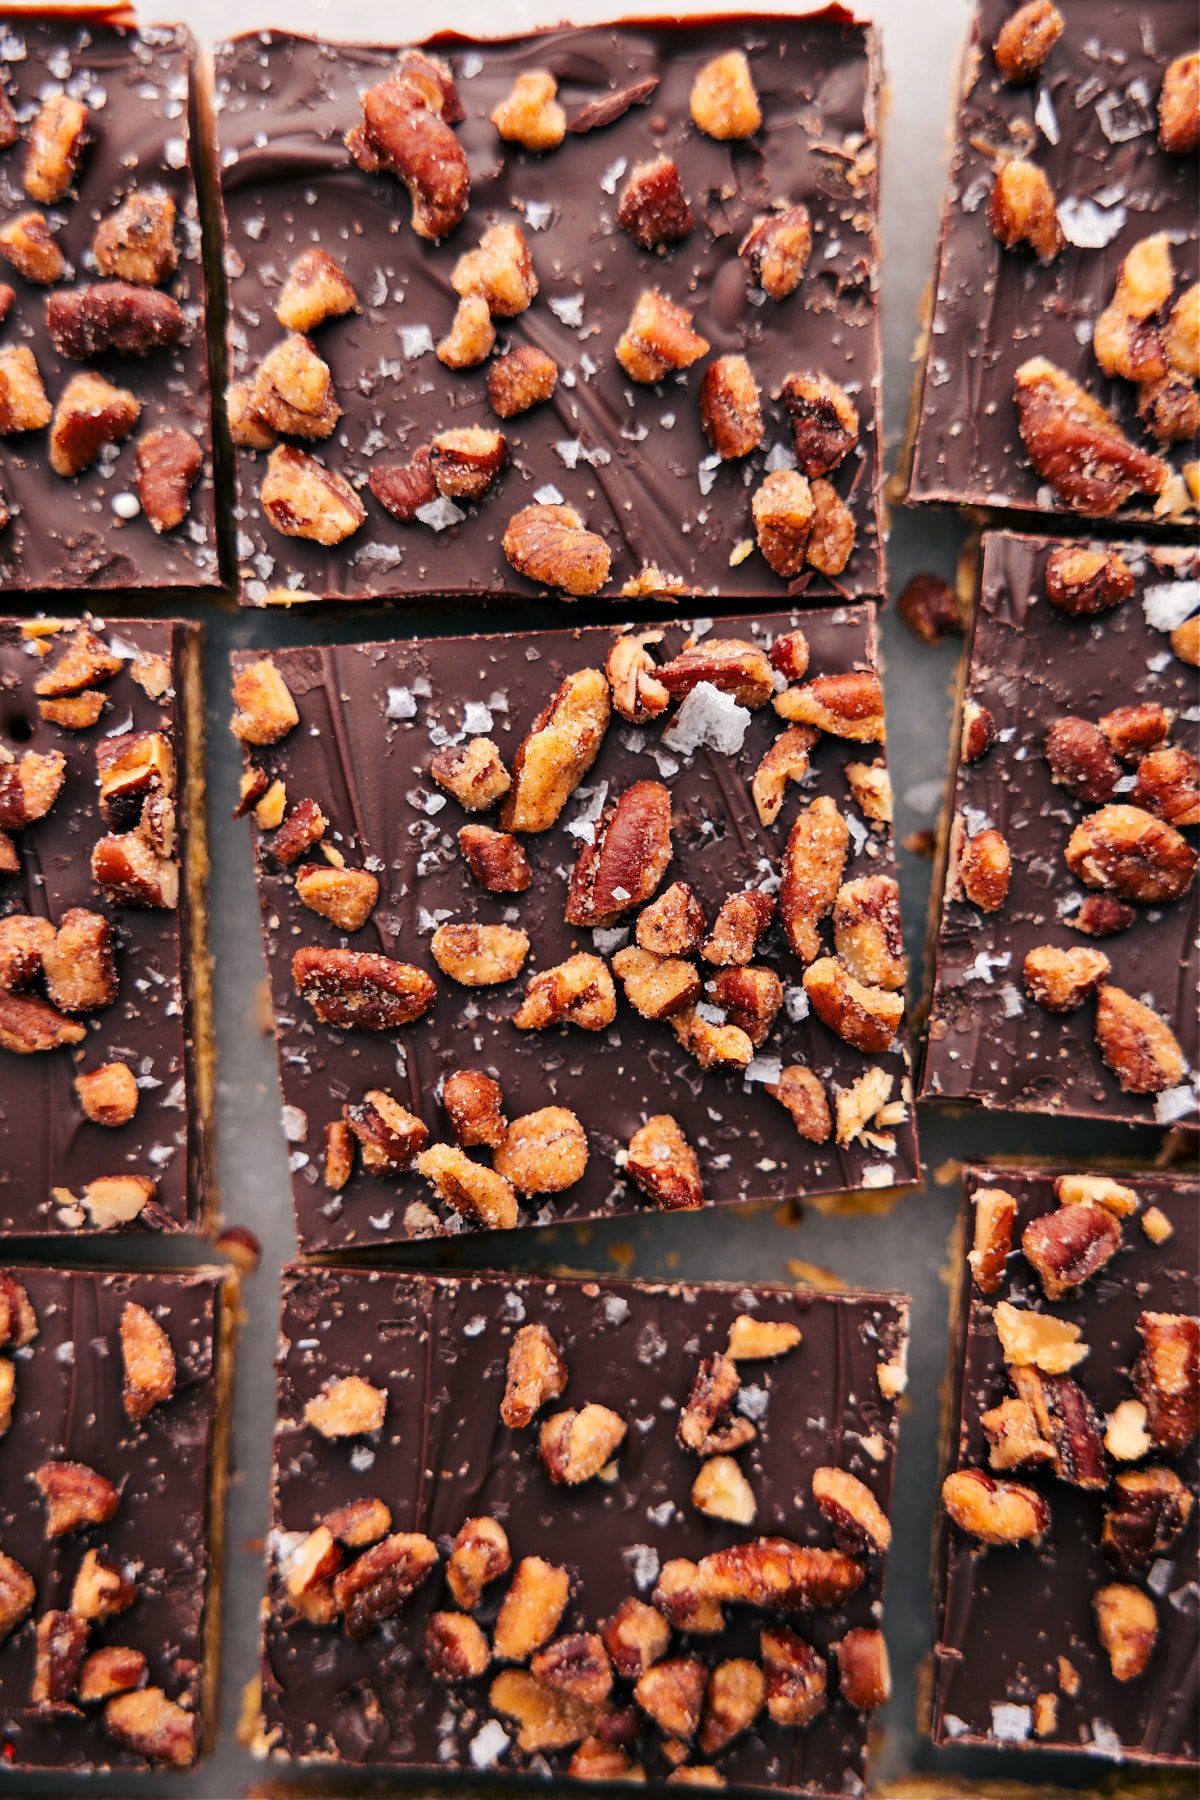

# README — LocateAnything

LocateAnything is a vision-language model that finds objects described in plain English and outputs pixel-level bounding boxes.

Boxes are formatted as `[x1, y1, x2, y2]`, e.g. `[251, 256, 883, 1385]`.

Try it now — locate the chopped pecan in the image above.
[994, 0, 1063, 81]
[436, 296, 495, 370]
[567, 781, 673, 926]
[426, 1611, 490, 1682]
[1095, 984, 1185, 1094]
[690, 50, 761, 140]
[0, 211, 65, 284]
[1138, 372, 1200, 445]
[1093, 1584, 1157, 1682]
[812, 1467, 892, 1554]
[540, 1404, 627, 1484]
[49, 372, 139, 477]
[1132, 1311, 1199, 1452]
[618, 155, 694, 249]
[1100, 701, 1171, 764]
[769, 630, 811, 683]
[494, 1106, 588, 1195]
[25, 95, 88, 204]
[96, 730, 174, 833]
[638, 882, 705, 957]
[304, 1374, 387, 1439]
[345, 1089, 428, 1174]
[443, 1069, 507, 1149]
[835, 1065, 895, 1148]
[653, 1560, 724, 1635]
[513, 953, 616, 1031]
[626, 1114, 704, 1210]
[494, 1556, 570, 1660]
[0, 1274, 38, 1348]
[1072, 894, 1136, 938]
[697, 1537, 863, 1611]
[1008, 1364, 1107, 1486]
[616, 289, 709, 384]
[429, 426, 507, 502]
[1094, 234, 1173, 384]
[276, 246, 358, 331]
[501, 1323, 568, 1429]
[952, 821, 1011, 912]
[897, 570, 966, 643]
[691, 1456, 756, 1526]
[636, 1656, 707, 1739]
[804, 955, 903, 1052]
[1159, 51, 1200, 154]
[447, 1515, 511, 1609]
[752, 726, 817, 826]
[1056, 1173, 1137, 1215]
[739, 204, 811, 300]
[76, 1174, 156, 1229]
[1165, 283, 1199, 378]
[231, 659, 298, 746]
[1044, 716, 1121, 803]
[490, 1667, 598, 1752]
[284, 1524, 341, 1625]
[293, 946, 436, 1030]
[487, 343, 557, 417]
[783, 372, 860, 476]
[38, 693, 105, 730]
[726, 1317, 801, 1364]
[941, 1467, 1049, 1544]
[659, 638, 775, 709]
[0, 1361, 11, 1435]
[36, 1460, 119, 1538]
[452, 222, 537, 317]
[961, 699, 997, 764]
[261, 445, 365, 545]
[78, 1645, 147, 1704]
[0, 991, 86, 1054]
[1067, 803, 1196, 902]
[708, 965, 781, 1047]
[71, 1549, 137, 1612]
[323, 1119, 354, 1191]
[0, 914, 54, 992]
[416, 1143, 519, 1230]
[779, 796, 847, 964]
[102, 1688, 197, 1767]
[347, 65, 470, 240]
[1023, 943, 1111, 1012]
[226, 378, 276, 449]
[774, 669, 885, 742]
[606, 631, 669, 725]
[845, 759, 893, 823]
[1134, 744, 1200, 828]
[1022, 1201, 1120, 1299]
[94, 192, 177, 289]
[457, 825, 530, 895]
[48, 282, 186, 360]
[532, 1633, 612, 1706]
[89, 834, 176, 909]
[700, 355, 763, 460]
[833, 875, 904, 991]
[431, 922, 529, 987]
[0, 1553, 35, 1645]
[268, 796, 327, 869]
[1014, 357, 1168, 515]
[805, 478, 856, 576]
[491, 68, 566, 151]
[32, 1609, 89, 1709]
[1102, 1467, 1194, 1573]
[249, 331, 341, 439]
[334, 1532, 438, 1640]
[752, 469, 813, 576]
[994, 1299, 1086, 1374]
[612, 946, 700, 1021]
[982, 1396, 1053, 1472]
[670, 1004, 754, 1071]
[325, 1497, 392, 1549]
[0, 345, 53, 435]
[989, 158, 1062, 260]
[761, 1626, 826, 1727]
[503, 503, 611, 596]
[603, 1597, 671, 1680]
[968, 1186, 1017, 1293]
[835, 1628, 890, 1710]
[120, 1300, 175, 1423]
[135, 427, 202, 533]
[295, 864, 379, 932]
[677, 1352, 755, 1457]
[430, 737, 511, 813]
[1045, 545, 1135, 615]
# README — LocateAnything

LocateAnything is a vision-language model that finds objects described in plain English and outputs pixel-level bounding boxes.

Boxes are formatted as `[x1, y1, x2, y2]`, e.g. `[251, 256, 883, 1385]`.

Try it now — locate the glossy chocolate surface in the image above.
[234, 606, 920, 1256]
[921, 530, 1199, 1130]
[0, 17, 219, 589]
[215, 15, 884, 604]
[907, 0, 1199, 525]
[934, 1165, 1199, 1766]
[262, 1265, 908, 1791]
[0, 617, 207, 1236]
[0, 1265, 224, 1771]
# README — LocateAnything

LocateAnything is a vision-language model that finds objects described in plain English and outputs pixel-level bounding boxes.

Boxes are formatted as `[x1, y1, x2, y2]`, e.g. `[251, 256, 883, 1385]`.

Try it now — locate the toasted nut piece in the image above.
[30, 1608, 86, 1709]
[488, 344, 557, 420]
[1133, 1311, 1200, 1452]
[0, 344, 53, 436]
[284, 1524, 341, 1625]
[502, 669, 611, 830]
[540, 1404, 627, 1484]
[268, 796, 327, 868]
[323, 1119, 355, 1191]
[953, 822, 1011, 912]
[41, 909, 116, 1015]
[491, 1667, 599, 1752]
[1009, 1365, 1107, 1487]
[652, 1559, 724, 1635]
[569, 1737, 642, 1782]
[295, 864, 379, 932]
[604, 635, 667, 732]
[494, 1556, 570, 1660]
[805, 478, 856, 575]
[48, 281, 186, 360]
[783, 372, 860, 477]
[304, 1375, 387, 1439]
[989, 158, 1062, 260]
[452, 222, 537, 317]
[430, 737, 512, 813]
[833, 1065, 894, 1149]
[277, 247, 358, 331]
[346, 1089, 428, 1174]
[616, 289, 709, 384]
[752, 726, 817, 827]
[532, 1632, 612, 1706]
[567, 781, 673, 926]
[1137, 371, 1200, 445]
[0, 915, 54, 992]
[637, 882, 704, 956]
[960, 699, 997, 765]
[1159, 51, 1200, 153]
[697, 1658, 764, 1757]
[0, 1275, 38, 1349]
[417, 1143, 519, 1229]
[503, 502, 611, 597]
[1044, 716, 1121, 803]
[334, 1532, 439, 1640]
[1095, 234, 1173, 384]
[739, 204, 811, 300]
[431, 922, 529, 987]
[96, 730, 174, 836]
[771, 1064, 829, 1142]
[690, 50, 760, 139]
[942, 1467, 1049, 1544]
[678, 1352, 755, 1457]
[835, 1628, 890, 1710]
[0, 991, 86, 1054]
[347, 68, 469, 241]
[969, 1187, 1017, 1293]
[779, 796, 848, 964]
[134, 427, 202, 533]
[897, 570, 966, 643]
[670, 1004, 754, 1071]
[0, 1360, 11, 1435]
[119, 1301, 176, 1423]
[226, 377, 276, 449]
[720, 1319, 800, 1371]
[1166, 286, 1200, 380]
[514, 953, 616, 1031]
[1094, 1584, 1157, 1682]
[1072, 895, 1137, 938]
[262, 444, 365, 544]
[78, 1644, 148, 1704]
[447, 1515, 511, 1610]
[833, 875, 904, 991]
[700, 356, 763, 460]
[1022, 1202, 1121, 1299]
[1100, 702, 1171, 764]
[25, 95, 87, 203]
[1134, 744, 1200, 829]
[91, 190, 176, 287]
[982, 1397, 1053, 1472]
[293, 947, 436, 1030]
[71, 1548, 134, 1623]
[495, 1107, 588, 1195]
[1045, 545, 1135, 615]
[604, 1598, 671, 1680]
[698, 1537, 863, 1611]
[625, 1113, 705, 1211]
[752, 469, 813, 576]
[708, 965, 781, 1047]
[324, 1497, 392, 1549]
[0, 211, 65, 284]
[995, 1299, 1086, 1374]
[429, 426, 507, 501]
[1105, 1403, 1150, 1465]
[659, 638, 775, 709]
[1095, 984, 1186, 1094]
[618, 155, 694, 249]
[1014, 357, 1168, 515]
[0, 831, 19, 875]
[995, 0, 1064, 79]
[34, 627, 122, 702]
[436, 295, 495, 370]
[36, 1460, 119, 1537]
[102, 1687, 197, 1767]
[426, 1610, 490, 1682]
[1102, 1467, 1194, 1573]
[370, 450, 438, 523]
[1056, 1173, 1137, 1215]
[49, 371, 139, 476]
[813, 1467, 892, 1554]
[501, 1324, 568, 1429]
[766, 632, 809, 686]
[1023, 944, 1111, 1012]
[73, 1174, 155, 1229]
[775, 669, 885, 742]
[636, 1656, 707, 1740]
[804, 956, 903, 1052]
[458, 825, 530, 896]
[491, 68, 566, 151]
[443, 1069, 507, 1150]
[692, 1456, 756, 1526]
[231, 659, 299, 745]
[0, 1553, 35, 1645]
[761, 1626, 827, 1727]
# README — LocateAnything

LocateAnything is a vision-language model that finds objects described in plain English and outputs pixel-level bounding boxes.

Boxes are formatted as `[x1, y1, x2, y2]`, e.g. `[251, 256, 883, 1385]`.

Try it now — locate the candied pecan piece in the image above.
[774, 669, 885, 741]
[514, 953, 616, 1030]
[0, 346, 53, 435]
[103, 1688, 197, 1767]
[1044, 716, 1121, 803]
[697, 1537, 863, 1610]
[436, 295, 495, 370]
[1073, 894, 1137, 938]
[566, 780, 673, 925]
[658, 637, 774, 708]
[41, 911, 116, 1014]
[0, 211, 65, 284]
[612, 946, 700, 1021]
[770, 629, 811, 682]
[804, 956, 903, 1052]
[120, 1301, 176, 1424]
[0, 915, 54, 993]
[702, 890, 775, 966]
[491, 678, 595, 834]
[1132, 1312, 1200, 1452]
[347, 66, 469, 240]
[961, 699, 997, 764]
[1065, 803, 1196, 903]
[638, 881, 704, 956]
[1103, 1467, 1194, 1573]
[636, 1656, 707, 1739]
[765, 1064, 832, 1143]
[709, 965, 781, 1047]
[490, 1667, 597, 1752]
[78, 1646, 147, 1704]
[501, 1324, 568, 1429]
[670, 1004, 754, 1071]
[93, 191, 177, 286]
[494, 1557, 570, 1660]
[295, 864, 379, 932]
[0, 1274, 38, 1350]
[503, 503, 611, 597]
[806, 479, 856, 576]
[135, 427, 202, 533]
[1007, 1364, 1107, 1487]
[1094, 233, 1174, 384]
[1165, 283, 1199, 379]
[751, 726, 817, 827]
[690, 49, 761, 140]
[335, 1533, 438, 1640]
[532, 1632, 613, 1706]
[762, 1627, 826, 1727]
[0, 748, 66, 828]
[231, 659, 298, 745]
[249, 334, 339, 439]
[752, 468, 813, 576]
[345, 1089, 428, 1174]
[488, 344, 557, 418]
[77, 1174, 157, 1230]
[604, 1597, 671, 1680]
[430, 736, 511, 812]
[897, 570, 965, 643]
[0, 85, 16, 153]
[812, 1467, 892, 1554]
[324, 1120, 353, 1191]
[698, 354, 763, 460]
[457, 825, 530, 896]
[1138, 372, 1200, 444]
[417, 1143, 519, 1230]
[626, 1113, 704, 1210]
[430, 426, 507, 501]
[96, 729, 174, 833]
[1022, 1201, 1121, 1299]
[618, 155, 694, 249]
[726, 1316, 802, 1361]
[452, 222, 537, 317]
[1093, 1585, 1157, 1683]
[305, 1374, 387, 1439]
[1096, 985, 1185, 1094]
[677, 1353, 756, 1457]
[1014, 357, 1168, 515]
[69, 1550, 132, 1627]
[1134, 744, 1200, 828]
[835, 1628, 890, 1710]
[739, 203, 811, 300]
[846, 759, 892, 822]
[491, 69, 566, 151]
[49, 372, 139, 477]
[285, 1523, 344, 1623]
[426, 1611, 490, 1682]
[226, 377, 275, 450]
[653, 1559, 724, 1635]
[952, 821, 1011, 912]
[968, 1186, 1016, 1293]
[261, 444, 365, 545]
[48, 282, 186, 360]
[540, 1404, 627, 1484]
[616, 288, 709, 384]
[1159, 51, 1200, 154]
[941, 1467, 1049, 1544]
[431, 922, 529, 987]
[779, 795, 848, 963]
[447, 1515, 511, 1609]
[25, 95, 88, 204]
[833, 875, 904, 991]
[691, 1457, 756, 1528]
[994, 0, 1063, 80]
[276, 246, 358, 330]
[370, 450, 438, 522]
[442, 1068, 507, 1149]
[783, 372, 860, 476]
[30, 1608, 88, 1709]
[1045, 544, 1135, 615]
[268, 796, 327, 868]
[39, 692, 105, 730]
[494, 1107, 588, 1195]
[1023, 943, 1111, 1012]
[292, 946, 436, 1030]
[0, 1553, 35, 1645]
[607, 630, 669, 725]
[989, 158, 1062, 260]
[981, 1395, 1053, 1472]
[324, 1497, 392, 1550]
[35, 1460, 119, 1538]
[1055, 1172, 1138, 1216]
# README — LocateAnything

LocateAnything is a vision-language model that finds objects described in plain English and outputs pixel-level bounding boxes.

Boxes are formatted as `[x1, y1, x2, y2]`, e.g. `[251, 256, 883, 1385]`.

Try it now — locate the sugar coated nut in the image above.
[493, 1106, 588, 1195]
[304, 1375, 387, 1438]
[626, 1113, 704, 1210]
[942, 1467, 1049, 1545]
[417, 1143, 519, 1230]
[690, 50, 761, 140]
[501, 1322, 568, 1428]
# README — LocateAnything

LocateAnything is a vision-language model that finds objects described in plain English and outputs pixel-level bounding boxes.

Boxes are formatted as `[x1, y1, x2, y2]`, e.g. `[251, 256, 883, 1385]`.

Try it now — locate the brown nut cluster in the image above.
[491, 70, 566, 152]
[452, 223, 538, 317]
[566, 780, 673, 925]
[618, 156, 694, 250]
[616, 289, 709, 385]
[50, 372, 140, 478]
[1014, 358, 1168, 516]
[0, 211, 66, 285]
[25, 95, 89, 205]
[989, 158, 1062, 261]
[346, 54, 470, 241]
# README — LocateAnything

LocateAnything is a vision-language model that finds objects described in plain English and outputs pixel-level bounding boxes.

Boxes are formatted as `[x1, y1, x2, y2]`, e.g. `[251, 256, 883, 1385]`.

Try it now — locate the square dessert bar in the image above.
[0, 616, 213, 1237]
[0, 15, 220, 589]
[231, 606, 919, 1255]
[906, 0, 1199, 529]
[257, 1265, 909, 1791]
[921, 530, 1199, 1131]
[0, 1263, 235, 1771]
[934, 1164, 1198, 1767]
[214, 17, 884, 605]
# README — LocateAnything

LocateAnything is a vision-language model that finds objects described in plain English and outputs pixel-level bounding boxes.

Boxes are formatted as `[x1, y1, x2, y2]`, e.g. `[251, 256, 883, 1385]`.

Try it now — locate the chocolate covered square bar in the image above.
[0, 15, 220, 588]
[256, 1265, 909, 1791]
[0, 1263, 235, 1771]
[921, 530, 1198, 1131]
[214, 17, 884, 605]
[0, 615, 213, 1237]
[231, 606, 919, 1255]
[934, 1163, 1198, 1767]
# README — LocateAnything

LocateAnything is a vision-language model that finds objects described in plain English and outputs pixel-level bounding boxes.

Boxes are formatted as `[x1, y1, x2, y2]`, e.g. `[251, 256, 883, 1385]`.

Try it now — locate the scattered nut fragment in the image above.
[697, 1537, 863, 1610]
[1106, 1398, 1152, 1465]
[261, 444, 365, 544]
[103, 1687, 197, 1767]
[994, 0, 1063, 81]
[765, 1065, 833, 1143]
[0, 211, 65, 284]
[1093, 1584, 1157, 1683]
[0, 1275, 38, 1349]
[346, 58, 470, 241]
[492, 70, 566, 152]
[637, 881, 704, 957]
[447, 1515, 511, 1610]
[285, 1525, 340, 1624]
[430, 737, 511, 813]
[1014, 358, 1168, 516]
[25, 95, 88, 204]
[1170, 613, 1200, 666]
[659, 638, 775, 708]
[334, 1532, 438, 1640]
[1103, 1466, 1193, 1574]
[616, 288, 710, 386]
[324, 1496, 392, 1550]
[426, 1610, 490, 1682]
[833, 875, 905, 991]
[494, 1107, 588, 1195]
[708, 965, 782, 1047]
[1159, 51, 1200, 154]
[697, 1659, 764, 1756]
[0, 345, 53, 436]
[653, 1559, 725, 1635]
[416, 1143, 519, 1230]
[136, 427, 202, 533]
[805, 479, 856, 576]
[1138, 371, 1200, 444]
[531, 1632, 613, 1706]
[226, 378, 275, 450]
[1023, 944, 1111, 1012]
[458, 824, 530, 895]
[1134, 744, 1200, 829]
[752, 469, 813, 576]
[835, 1628, 890, 1711]
[1132, 1311, 1200, 1452]
[120, 1301, 176, 1423]
[812, 1467, 891, 1554]
[604, 1597, 671, 1680]
[775, 669, 885, 742]
[490, 1667, 598, 1752]
[276, 247, 358, 331]
[304, 1375, 387, 1439]
[0, 915, 54, 992]
[452, 222, 538, 317]
[995, 1300, 1086, 1375]
[502, 1323, 568, 1429]
[69, 1549, 134, 1625]
[724, 1317, 800, 1363]
[636, 1655, 707, 1739]
[677, 1353, 755, 1457]
[78, 1645, 147, 1704]
[494, 1556, 570, 1660]
[941, 1467, 1049, 1545]
[779, 795, 848, 964]
[607, 631, 670, 726]
[269, 796, 328, 868]
[626, 1114, 705, 1211]
[700, 356, 763, 460]
[94, 191, 178, 287]
[1044, 716, 1121, 804]
[989, 158, 1062, 260]
[443, 1069, 507, 1150]
[488, 344, 557, 418]
[502, 669, 611, 832]
[845, 760, 893, 823]
[1071, 894, 1136, 938]
[0, 1552, 36, 1645]
[1045, 545, 1135, 615]
[569, 1738, 641, 1782]
[1142, 1205, 1174, 1246]
[323, 1119, 355, 1192]
[431, 922, 529, 987]
[897, 570, 965, 643]
[41, 911, 117, 1016]
[232, 663, 299, 750]
[540, 1404, 627, 1484]
[612, 947, 700, 1021]
[804, 957, 903, 1053]
[961, 699, 997, 764]
[751, 727, 817, 827]
[436, 295, 495, 370]
[430, 426, 507, 502]
[1095, 984, 1185, 1094]
[35, 1460, 120, 1538]
[1099, 701, 1171, 764]
[670, 1005, 754, 1072]
[514, 953, 616, 1031]
[295, 864, 379, 932]
[1023, 1201, 1122, 1298]
[345, 1090, 428, 1174]
[783, 372, 860, 477]
[739, 204, 811, 300]
[969, 1187, 1017, 1293]
[503, 503, 611, 597]
[835, 1066, 895, 1149]
[762, 1626, 827, 1727]
[77, 1174, 157, 1229]
[0, 991, 85, 1055]
[690, 50, 761, 140]
[692, 1457, 756, 1526]
[566, 779, 673, 925]
[954, 822, 1011, 912]
[1007, 1365, 1107, 1487]
[293, 946, 436, 1030]
[50, 372, 139, 477]
[48, 282, 186, 360]
[618, 155, 694, 249]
